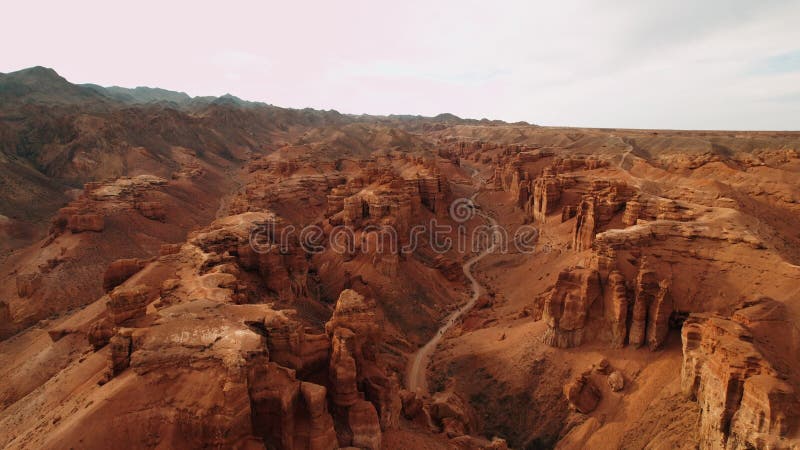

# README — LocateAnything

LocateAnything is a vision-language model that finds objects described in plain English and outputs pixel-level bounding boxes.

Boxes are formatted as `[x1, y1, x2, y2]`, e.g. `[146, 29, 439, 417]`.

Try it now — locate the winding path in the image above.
[406, 168, 499, 393]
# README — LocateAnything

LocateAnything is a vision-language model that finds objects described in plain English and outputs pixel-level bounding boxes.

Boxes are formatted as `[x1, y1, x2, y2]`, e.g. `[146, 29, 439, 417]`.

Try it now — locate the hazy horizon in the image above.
[3, 0, 799, 130]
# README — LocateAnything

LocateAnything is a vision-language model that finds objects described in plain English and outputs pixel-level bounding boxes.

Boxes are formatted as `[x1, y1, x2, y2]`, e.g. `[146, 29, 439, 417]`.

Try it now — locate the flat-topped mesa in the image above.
[622, 195, 694, 226]
[95, 297, 343, 449]
[50, 175, 171, 237]
[540, 268, 601, 348]
[529, 171, 631, 227]
[682, 308, 799, 450]
[327, 165, 445, 228]
[551, 155, 608, 173]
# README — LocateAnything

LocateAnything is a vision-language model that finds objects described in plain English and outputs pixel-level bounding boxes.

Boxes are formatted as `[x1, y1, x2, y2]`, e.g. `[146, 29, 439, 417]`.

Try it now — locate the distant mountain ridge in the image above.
[81, 84, 193, 105]
[0, 66, 528, 125]
[0, 66, 108, 106]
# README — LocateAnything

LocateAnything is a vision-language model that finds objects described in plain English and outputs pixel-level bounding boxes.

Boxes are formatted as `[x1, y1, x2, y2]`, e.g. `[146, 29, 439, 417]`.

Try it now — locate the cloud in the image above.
[1, 0, 799, 129]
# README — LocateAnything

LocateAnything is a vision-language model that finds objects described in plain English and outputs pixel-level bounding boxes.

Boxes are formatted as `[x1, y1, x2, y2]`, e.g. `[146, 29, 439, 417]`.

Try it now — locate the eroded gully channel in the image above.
[406, 167, 499, 393]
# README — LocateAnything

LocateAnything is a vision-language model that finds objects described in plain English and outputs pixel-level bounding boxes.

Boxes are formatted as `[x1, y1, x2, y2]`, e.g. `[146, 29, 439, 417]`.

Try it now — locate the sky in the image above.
[2, 0, 800, 130]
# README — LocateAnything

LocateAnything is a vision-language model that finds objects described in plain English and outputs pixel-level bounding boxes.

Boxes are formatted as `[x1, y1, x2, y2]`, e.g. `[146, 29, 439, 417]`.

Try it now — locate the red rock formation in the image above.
[430, 389, 478, 437]
[564, 373, 601, 414]
[608, 371, 624, 392]
[572, 196, 597, 251]
[604, 270, 629, 349]
[262, 311, 330, 374]
[247, 362, 339, 450]
[108, 284, 150, 324]
[300, 382, 339, 450]
[682, 312, 799, 449]
[67, 213, 104, 233]
[134, 201, 166, 221]
[325, 289, 400, 436]
[349, 399, 383, 449]
[193, 212, 311, 301]
[102, 258, 146, 292]
[109, 332, 132, 375]
[531, 174, 562, 223]
[622, 199, 642, 226]
[628, 258, 661, 348]
[15, 273, 41, 298]
[87, 319, 113, 350]
[541, 269, 601, 348]
[329, 327, 360, 407]
[646, 279, 673, 351]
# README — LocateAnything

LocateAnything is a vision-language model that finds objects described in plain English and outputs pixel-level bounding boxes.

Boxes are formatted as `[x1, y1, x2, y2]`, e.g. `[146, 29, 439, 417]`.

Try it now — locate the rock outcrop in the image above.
[604, 271, 629, 348]
[66, 213, 105, 233]
[572, 196, 597, 251]
[541, 269, 601, 348]
[348, 400, 382, 449]
[608, 371, 625, 392]
[531, 174, 562, 223]
[430, 389, 479, 438]
[262, 311, 330, 375]
[102, 258, 146, 292]
[681, 309, 799, 450]
[564, 373, 601, 414]
[248, 362, 338, 450]
[108, 284, 150, 324]
[325, 289, 399, 442]
[629, 258, 672, 349]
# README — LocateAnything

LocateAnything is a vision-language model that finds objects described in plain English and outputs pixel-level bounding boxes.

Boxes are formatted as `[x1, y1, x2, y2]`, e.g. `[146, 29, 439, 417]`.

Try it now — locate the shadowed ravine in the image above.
[406, 168, 500, 394]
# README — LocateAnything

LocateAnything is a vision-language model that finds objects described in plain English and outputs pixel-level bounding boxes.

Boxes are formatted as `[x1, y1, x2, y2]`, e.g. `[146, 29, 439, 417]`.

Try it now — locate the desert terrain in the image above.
[1, 66, 799, 449]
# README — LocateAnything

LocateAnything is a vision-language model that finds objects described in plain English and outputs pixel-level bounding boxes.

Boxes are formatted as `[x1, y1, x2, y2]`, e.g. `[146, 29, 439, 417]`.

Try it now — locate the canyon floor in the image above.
[0, 66, 799, 449]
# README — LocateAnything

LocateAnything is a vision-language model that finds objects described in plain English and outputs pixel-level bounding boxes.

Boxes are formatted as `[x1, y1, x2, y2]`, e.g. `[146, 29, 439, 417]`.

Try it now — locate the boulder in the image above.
[564, 373, 601, 414]
[88, 319, 114, 350]
[430, 390, 477, 436]
[608, 371, 624, 392]
[109, 333, 132, 375]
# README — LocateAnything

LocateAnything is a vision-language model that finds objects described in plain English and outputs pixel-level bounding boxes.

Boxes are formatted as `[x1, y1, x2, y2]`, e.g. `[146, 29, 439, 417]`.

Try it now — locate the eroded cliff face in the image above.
[430, 134, 800, 449]
[0, 125, 485, 449]
[2, 83, 800, 450]
[681, 302, 799, 450]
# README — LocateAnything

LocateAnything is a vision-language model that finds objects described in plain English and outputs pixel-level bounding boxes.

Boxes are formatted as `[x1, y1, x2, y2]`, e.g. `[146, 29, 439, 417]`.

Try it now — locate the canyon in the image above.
[0, 66, 799, 449]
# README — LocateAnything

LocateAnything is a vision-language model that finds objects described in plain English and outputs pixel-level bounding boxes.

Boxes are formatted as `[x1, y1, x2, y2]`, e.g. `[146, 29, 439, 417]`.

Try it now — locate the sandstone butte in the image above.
[0, 66, 799, 450]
